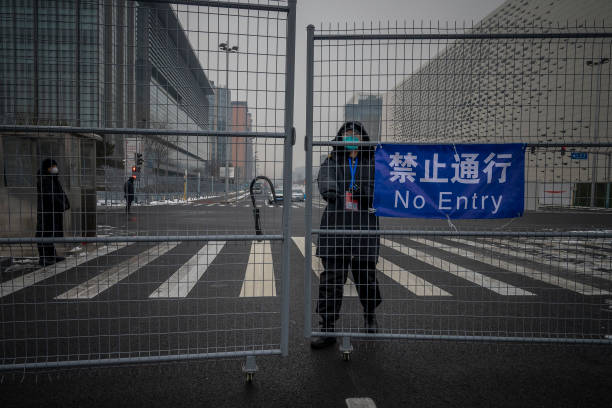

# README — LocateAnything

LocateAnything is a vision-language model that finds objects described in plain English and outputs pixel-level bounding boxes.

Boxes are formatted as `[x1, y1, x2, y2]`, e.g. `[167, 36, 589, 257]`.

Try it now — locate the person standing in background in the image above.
[36, 158, 70, 266]
[124, 176, 135, 213]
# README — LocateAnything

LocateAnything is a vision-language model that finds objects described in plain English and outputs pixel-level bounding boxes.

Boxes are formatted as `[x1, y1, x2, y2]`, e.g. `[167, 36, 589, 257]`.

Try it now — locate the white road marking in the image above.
[376, 256, 451, 296]
[0, 243, 132, 298]
[206, 203, 215, 207]
[292, 237, 358, 297]
[409, 237, 609, 296]
[381, 238, 534, 296]
[346, 397, 377, 408]
[55, 242, 178, 299]
[541, 239, 611, 258]
[239, 240, 277, 297]
[451, 237, 612, 281]
[149, 241, 226, 298]
[234, 191, 250, 200]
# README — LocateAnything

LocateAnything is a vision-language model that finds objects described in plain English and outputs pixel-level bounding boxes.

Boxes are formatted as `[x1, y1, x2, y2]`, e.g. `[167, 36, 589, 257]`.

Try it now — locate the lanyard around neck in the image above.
[348, 157, 358, 190]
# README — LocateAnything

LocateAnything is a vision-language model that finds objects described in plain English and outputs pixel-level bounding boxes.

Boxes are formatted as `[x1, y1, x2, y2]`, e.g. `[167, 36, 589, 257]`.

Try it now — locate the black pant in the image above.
[317, 256, 382, 323]
[126, 199, 133, 213]
[37, 242, 57, 265]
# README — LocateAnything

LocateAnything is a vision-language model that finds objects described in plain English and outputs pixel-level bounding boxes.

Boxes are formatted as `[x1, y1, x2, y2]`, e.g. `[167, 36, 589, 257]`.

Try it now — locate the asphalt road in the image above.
[1, 194, 612, 407]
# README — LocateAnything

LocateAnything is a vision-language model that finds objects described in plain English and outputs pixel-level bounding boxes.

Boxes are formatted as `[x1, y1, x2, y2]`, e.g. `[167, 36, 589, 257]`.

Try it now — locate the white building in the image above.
[383, 0, 612, 208]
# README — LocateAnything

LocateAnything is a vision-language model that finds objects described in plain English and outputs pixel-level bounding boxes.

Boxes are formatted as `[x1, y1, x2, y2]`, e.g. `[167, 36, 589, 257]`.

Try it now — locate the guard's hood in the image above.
[40, 158, 58, 175]
[331, 121, 374, 157]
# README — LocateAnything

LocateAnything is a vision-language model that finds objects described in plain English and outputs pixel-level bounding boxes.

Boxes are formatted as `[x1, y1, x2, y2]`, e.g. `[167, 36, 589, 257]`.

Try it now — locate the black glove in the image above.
[358, 194, 372, 209]
[322, 190, 337, 203]
[352, 183, 372, 209]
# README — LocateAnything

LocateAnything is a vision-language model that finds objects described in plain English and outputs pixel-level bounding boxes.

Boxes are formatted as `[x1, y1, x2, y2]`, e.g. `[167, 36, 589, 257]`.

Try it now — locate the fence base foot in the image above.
[339, 337, 353, 361]
[242, 355, 258, 382]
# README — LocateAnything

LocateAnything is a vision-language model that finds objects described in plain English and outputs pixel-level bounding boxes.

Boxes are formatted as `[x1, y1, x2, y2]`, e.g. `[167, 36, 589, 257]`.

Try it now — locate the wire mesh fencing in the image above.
[0, 0, 296, 374]
[304, 22, 612, 353]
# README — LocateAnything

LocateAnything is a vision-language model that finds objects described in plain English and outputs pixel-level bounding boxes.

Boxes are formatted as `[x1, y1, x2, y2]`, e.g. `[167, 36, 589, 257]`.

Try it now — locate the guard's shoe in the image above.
[310, 320, 336, 349]
[364, 314, 379, 334]
[310, 335, 337, 349]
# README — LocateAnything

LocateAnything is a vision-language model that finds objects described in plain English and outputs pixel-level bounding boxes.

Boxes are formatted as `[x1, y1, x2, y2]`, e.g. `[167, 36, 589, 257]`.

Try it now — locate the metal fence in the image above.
[0, 0, 296, 377]
[304, 23, 612, 358]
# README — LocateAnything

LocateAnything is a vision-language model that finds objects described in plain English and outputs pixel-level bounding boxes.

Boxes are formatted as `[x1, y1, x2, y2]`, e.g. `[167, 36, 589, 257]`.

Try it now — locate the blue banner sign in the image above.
[373, 144, 525, 219]
[570, 152, 588, 160]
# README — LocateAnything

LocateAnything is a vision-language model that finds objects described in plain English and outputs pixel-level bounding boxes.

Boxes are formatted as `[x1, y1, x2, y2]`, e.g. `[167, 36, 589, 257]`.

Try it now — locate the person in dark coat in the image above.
[36, 158, 70, 266]
[124, 176, 135, 213]
[311, 121, 382, 349]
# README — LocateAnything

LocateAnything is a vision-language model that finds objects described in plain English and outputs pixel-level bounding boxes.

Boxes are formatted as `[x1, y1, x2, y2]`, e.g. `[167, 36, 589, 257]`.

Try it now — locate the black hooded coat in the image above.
[36, 158, 70, 237]
[315, 122, 380, 262]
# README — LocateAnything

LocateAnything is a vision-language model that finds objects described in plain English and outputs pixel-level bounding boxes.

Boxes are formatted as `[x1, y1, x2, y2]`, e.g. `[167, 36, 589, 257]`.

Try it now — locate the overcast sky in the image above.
[179, 0, 508, 178]
[289, 0, 507, 170]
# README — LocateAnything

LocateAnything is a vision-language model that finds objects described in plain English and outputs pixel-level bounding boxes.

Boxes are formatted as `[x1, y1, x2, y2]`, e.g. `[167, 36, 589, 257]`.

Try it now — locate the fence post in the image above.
[589, 58, 607, 207]
[279, 0, 296, 357]
[304, 24, 315, 339]
[607, 152, 611, 208]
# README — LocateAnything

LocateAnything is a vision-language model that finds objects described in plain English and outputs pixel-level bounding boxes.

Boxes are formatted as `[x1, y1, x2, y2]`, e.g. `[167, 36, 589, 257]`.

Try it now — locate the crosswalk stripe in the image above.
[55, 242, 178, 299]
[556, 238, 611, 252]
[376, 256, 452, 296]
[540, 239, 611, 258]
[292, 237, 358, 297]
[450, 237, 612, 281]
[294, 237, 451, 297]
[149, 241, 226, 298]
[0, 243, 132, 298]
[239, 240, 277, 297]
[409, 237, 609, 296]
[381, 239, 533, 296]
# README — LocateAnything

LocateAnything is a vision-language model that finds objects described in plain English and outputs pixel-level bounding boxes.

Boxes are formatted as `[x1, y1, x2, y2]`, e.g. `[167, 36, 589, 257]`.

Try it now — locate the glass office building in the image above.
[0, 0, 214, 237]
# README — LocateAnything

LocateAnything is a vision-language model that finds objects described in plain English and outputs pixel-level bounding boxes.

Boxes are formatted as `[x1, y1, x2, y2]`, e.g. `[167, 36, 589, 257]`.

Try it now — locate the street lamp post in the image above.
[586, 57, 609, 207]
[219, 42, 238, 202]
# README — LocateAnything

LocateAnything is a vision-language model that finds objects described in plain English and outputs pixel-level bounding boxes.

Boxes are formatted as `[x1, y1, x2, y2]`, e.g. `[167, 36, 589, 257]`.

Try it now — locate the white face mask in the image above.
[49, 167, 59, 174]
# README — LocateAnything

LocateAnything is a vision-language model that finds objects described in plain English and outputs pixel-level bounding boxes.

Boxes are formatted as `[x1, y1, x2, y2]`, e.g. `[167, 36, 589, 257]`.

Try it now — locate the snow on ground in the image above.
[97, 193, 223, 207]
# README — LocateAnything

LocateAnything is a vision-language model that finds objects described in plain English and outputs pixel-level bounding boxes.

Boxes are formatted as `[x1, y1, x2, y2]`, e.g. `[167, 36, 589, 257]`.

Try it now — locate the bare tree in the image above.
[143, 135, 169, 198]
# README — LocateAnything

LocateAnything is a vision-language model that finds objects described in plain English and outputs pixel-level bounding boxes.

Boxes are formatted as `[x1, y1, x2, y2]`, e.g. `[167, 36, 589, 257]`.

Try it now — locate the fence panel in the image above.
[304, 23, 612, 356]
[0, 0, 296, 375]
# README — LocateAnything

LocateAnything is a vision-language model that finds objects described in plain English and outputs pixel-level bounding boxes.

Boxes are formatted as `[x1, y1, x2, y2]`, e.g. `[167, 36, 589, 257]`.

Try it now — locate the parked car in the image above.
[271, 187, 284, 204]
[292, 188, 305, 202]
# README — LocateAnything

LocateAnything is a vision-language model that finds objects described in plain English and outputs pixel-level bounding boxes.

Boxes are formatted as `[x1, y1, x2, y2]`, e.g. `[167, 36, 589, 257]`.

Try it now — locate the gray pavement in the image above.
[1, 198, 612, 407]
